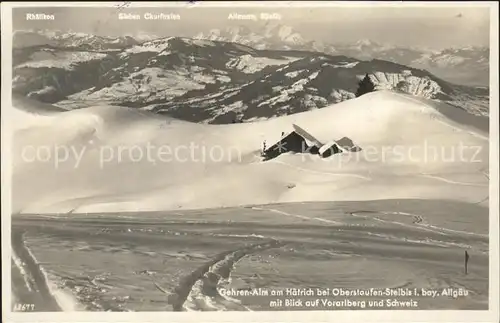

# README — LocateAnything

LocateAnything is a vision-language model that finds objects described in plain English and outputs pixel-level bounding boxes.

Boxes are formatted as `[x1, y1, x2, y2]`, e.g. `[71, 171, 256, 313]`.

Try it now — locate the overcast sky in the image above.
[12, 5, 491, 50]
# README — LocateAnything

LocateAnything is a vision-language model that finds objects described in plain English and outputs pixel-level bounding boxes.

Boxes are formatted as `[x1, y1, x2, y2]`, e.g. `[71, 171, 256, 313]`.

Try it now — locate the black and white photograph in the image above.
[1, 1, 499, 321]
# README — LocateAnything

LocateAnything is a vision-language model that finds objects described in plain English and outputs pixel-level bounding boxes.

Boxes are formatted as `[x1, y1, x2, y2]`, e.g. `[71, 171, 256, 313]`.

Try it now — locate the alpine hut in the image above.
[262, 124, 323, 161]
[319, 136, 362, 158]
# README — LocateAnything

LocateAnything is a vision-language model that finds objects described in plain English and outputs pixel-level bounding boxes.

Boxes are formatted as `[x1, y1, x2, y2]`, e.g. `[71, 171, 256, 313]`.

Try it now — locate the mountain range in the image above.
[14, 26, 490, 87]
[194, 23, 489, 87]
[12, 29, 489, 124]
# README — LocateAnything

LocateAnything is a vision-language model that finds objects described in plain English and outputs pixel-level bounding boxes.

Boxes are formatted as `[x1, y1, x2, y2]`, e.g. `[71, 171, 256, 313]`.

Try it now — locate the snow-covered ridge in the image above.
[51, 32, 136, 47]
[122, 37, 175, 54]
[414, 46, 489, 69]
[368, 71, 443, 99]
[180, 38, 218, 47]
[16, 52, 108, 70]
[322, 61, 359, 69]
[13, 29, 138, 50]
[416, 54, 466, 67]
[226, 55, 300, 74]
[11, 90, 489, 214]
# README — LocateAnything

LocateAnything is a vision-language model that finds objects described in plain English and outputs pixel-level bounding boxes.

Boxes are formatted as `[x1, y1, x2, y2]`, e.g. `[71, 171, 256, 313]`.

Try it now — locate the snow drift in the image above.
[10, 91, 489, 214]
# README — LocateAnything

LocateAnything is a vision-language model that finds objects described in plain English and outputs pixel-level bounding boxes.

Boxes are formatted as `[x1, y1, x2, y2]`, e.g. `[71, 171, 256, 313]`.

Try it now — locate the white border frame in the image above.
[1, 2, 498, 323]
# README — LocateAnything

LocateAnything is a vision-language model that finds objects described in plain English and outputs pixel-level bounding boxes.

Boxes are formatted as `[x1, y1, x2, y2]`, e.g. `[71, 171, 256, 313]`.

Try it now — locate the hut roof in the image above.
[292, 124, 323, 147]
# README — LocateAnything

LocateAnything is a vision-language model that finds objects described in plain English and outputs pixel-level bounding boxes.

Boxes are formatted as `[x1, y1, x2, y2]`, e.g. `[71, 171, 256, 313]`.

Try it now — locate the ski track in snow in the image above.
[368, 231, 456, 250]
[349, 210, 487, 238]
[12, 251, 35, 292]
[420, 174, 488, 187]
[250, 205, 486, 240]
[251, 206, 342, 225]
[11, 231, 74, 311]
[268, 159, 372, 181]
[166, 239, 284, 311]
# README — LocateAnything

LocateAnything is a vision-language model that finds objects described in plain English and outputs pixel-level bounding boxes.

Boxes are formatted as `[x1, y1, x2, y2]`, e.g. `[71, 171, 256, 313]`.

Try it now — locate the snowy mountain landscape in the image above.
[194, 23, 490, 87]
[13, 29, 489, 124]
[9, 18, 492, 314]
[11, 89, 490, 311]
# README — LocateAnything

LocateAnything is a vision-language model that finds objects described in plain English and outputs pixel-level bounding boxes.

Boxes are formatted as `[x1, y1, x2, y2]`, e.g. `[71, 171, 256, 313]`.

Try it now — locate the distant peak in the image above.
[355, 39, 377, 46]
